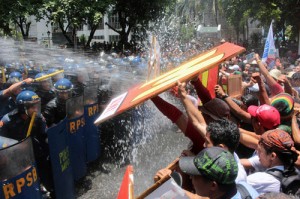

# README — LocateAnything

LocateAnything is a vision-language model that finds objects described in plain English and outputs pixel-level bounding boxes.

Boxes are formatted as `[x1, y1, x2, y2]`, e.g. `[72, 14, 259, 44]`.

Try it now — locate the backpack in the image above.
[236, 183, 252, 199]
[266, 168, 300, 196]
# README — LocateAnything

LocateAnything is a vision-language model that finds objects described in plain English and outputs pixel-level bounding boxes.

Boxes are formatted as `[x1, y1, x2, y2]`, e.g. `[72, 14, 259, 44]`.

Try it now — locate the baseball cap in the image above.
[199, 98, 230, 120]
[179, 147, 238, 184]
[277, 124, 292, 135]
[229, 65, 240, 71]
[248, 104, 280, 130]
[271, 93, 294, 117]
[287, 71, 295, 78]
[233, 71, 242, 75]
[269, 69, 281, 80]
[259, 129, 294, 152]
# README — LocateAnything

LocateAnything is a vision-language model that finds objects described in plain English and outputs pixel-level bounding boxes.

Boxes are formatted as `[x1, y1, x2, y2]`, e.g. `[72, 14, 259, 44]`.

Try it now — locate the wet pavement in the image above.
[76, 102, 190, 199]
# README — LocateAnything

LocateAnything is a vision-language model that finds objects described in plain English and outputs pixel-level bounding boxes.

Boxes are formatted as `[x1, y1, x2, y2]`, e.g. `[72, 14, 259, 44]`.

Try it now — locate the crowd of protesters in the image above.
[150, 39, 300, 198]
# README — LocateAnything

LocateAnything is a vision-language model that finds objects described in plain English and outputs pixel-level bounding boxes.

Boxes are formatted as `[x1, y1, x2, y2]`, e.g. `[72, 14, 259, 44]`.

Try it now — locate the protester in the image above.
[175, 81, 247, 182]
[255, 54, 284, 97]
[179, 147, 259, 199]
[246, 129, 299, 194]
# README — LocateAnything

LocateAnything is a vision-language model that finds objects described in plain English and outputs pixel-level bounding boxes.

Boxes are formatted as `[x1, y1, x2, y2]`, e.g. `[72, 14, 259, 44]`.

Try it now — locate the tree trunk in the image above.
[58, 21, 73, 45]
[86, 25, 97, 48]
[214, 0, 218, 26]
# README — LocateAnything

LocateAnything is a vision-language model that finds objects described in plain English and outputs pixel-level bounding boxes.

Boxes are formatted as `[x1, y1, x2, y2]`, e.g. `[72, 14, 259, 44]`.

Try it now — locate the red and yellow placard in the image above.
[94, 42, 245, 125]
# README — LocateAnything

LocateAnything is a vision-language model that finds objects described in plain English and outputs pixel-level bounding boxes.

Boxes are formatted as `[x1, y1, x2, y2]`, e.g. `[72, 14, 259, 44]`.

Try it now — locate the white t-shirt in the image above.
[234, 153, 247, 183]
[246, 165, 283, 195]
[248, 154, 266, 172]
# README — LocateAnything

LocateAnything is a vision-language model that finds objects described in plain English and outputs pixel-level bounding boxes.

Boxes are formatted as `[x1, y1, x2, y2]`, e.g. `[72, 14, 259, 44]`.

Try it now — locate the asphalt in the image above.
[76, 101, 190, 199]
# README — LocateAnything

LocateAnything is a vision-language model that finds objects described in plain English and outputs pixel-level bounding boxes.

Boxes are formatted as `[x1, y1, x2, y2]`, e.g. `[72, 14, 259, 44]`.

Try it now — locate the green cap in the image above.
[179, 147, 238, 184]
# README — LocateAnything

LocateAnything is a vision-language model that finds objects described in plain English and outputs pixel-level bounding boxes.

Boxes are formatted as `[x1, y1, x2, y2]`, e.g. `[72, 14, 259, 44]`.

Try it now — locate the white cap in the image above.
[269, 69, 282, 80]
[251, 60, 257, 65]
[229, 65, 240, 71]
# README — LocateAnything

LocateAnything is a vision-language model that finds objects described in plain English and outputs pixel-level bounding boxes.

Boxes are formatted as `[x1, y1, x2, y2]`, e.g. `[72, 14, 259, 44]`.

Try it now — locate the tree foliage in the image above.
[0, 0, 43, 38]
[221, 0, 300, 42]
[106, 0, 176, 47]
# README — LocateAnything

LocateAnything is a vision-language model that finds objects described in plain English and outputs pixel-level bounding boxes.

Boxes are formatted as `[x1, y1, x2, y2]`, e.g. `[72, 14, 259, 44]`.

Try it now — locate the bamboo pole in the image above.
[136, 157, 180, 199]
[1, 67, 6, 83]
[34, 70, 64, 82]
[26, 112, 36, 137]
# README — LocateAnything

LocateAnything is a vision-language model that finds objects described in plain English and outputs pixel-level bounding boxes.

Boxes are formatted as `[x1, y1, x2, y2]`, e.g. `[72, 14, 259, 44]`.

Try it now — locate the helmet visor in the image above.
[25, 101, 41, 117]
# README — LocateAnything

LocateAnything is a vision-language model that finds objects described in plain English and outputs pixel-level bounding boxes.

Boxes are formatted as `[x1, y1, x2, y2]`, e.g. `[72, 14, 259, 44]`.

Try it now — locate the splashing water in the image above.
[0, 18, 205, 197]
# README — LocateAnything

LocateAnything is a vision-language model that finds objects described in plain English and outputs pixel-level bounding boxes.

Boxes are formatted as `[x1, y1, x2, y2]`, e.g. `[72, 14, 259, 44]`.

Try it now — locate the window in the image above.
[93, 35, 104, 40]
[78, 24, 84, 31]
[98, 18, 104, 29]
[109, 35, 119, 42]
[108, 14, 120, 29]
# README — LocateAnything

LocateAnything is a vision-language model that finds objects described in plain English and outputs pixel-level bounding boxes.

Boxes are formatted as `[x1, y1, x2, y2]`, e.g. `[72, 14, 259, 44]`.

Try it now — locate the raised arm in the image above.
[1, 78, 33, 97]
[239, 128, 260, 150]
[214, 84, 252, 123]
[190, 76, 212, 104]
[255, 54, 283, 97]
[251, 73, 270, 105]
[255, 54, 276, 86]
[151, 95, 188, 133]
[177, 81, 207, 138]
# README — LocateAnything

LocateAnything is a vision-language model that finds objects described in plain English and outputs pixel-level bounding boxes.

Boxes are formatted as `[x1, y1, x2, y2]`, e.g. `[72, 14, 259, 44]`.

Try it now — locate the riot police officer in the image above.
[47, 68, 64, 83]
[8, 71, 23, 82]
[43, 78, 73, 127]
[0, 90, 54, 196]
[34, 72, 55, 112]
[0, 90, 45, 140]
[65, 69, 87, 97]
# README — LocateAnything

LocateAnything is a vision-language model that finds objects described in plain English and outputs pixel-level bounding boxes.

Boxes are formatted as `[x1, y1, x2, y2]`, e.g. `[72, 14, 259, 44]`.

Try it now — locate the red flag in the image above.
[117, 165, 134, 199]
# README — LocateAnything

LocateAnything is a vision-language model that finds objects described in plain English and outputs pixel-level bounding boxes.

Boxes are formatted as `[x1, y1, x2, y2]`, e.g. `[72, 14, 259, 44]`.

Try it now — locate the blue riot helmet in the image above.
[47, 68, 64, 83]
[35, 72, 53, 91]
[5, 64, 17, 75]
[16, 90, 41, 117]
[47, 68, 57, 74]
[54, 78, 73, 103]
[9, 71, 22, 81]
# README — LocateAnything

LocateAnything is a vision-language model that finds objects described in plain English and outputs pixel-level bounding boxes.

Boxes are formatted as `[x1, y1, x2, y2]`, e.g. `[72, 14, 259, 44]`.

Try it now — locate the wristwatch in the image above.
[221, 94, 229, 100]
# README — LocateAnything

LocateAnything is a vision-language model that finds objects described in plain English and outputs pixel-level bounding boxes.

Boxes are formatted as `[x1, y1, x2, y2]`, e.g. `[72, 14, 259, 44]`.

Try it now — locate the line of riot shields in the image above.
[0, 51, 150, 198]
[1, 83, 147, 199]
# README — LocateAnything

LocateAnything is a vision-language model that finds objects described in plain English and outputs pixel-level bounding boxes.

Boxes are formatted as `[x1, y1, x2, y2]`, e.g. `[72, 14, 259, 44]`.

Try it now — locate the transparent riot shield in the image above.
[46, 118, 75, 199]
[84, 85, 100, 162]
[0, 136, 18, 149]
[0, 137, 42, 199]
[66, 95, 87, 181]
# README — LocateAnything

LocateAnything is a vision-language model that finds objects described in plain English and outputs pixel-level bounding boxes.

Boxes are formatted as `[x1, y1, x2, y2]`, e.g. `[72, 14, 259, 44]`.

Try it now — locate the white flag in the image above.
[262, 22, 276, 65]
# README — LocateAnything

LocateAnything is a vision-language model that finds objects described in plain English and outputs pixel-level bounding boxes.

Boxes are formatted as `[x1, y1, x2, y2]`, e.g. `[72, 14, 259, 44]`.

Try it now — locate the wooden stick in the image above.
[26, 112, 36, 137]
[154, 157, 180, 181]
[1, 67, 6, 83]
[136, 157, 180, 199]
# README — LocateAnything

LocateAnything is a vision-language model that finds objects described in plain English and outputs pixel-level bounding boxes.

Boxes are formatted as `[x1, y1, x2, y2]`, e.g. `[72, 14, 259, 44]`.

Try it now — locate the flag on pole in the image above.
[262, 22, 277, 67]
[117, 165, 134, 199]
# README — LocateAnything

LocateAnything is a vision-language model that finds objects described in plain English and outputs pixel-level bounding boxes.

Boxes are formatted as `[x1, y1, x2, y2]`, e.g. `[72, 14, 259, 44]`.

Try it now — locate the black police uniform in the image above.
[0, 109, 54, 196]
[43, 98, 67, 127]
[35, 90, 55, 112]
